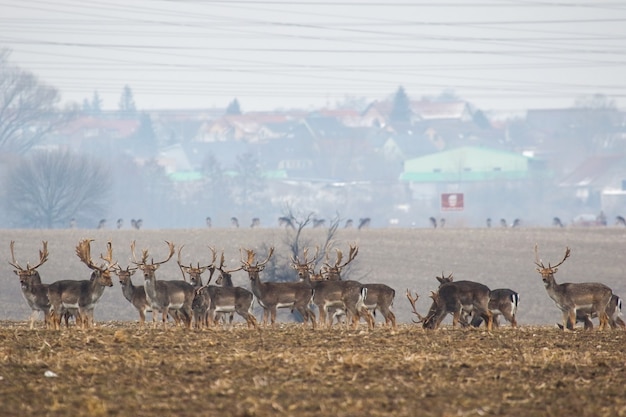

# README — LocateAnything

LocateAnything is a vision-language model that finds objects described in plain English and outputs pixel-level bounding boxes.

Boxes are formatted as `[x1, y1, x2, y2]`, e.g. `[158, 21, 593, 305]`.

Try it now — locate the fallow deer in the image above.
[207, 252, 257, 328]
[132, 241, 195, 329]
[314, 244, 374, 330]
[468, 288, 519, 328]
[47, 240, 116, 330]
[362, 283, 397, 329]
[9, 240, 53, 329]
[422, 273, 493, 331]
[534, 245, 613, 331]
[177, 245, 218, 328]
[113, 265, 155, 326]
[558, 294, 625, 330]
[241, 247, 316, 328]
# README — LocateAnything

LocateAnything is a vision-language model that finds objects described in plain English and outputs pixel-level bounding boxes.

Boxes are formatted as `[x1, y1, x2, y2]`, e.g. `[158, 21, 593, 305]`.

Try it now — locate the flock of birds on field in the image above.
[75, 213, 626, 230]
[8, 236, 626, 332]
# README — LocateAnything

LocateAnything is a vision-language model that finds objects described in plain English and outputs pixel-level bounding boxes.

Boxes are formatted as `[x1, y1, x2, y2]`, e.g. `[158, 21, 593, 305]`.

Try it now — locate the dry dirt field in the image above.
[1, 227, 626, 416]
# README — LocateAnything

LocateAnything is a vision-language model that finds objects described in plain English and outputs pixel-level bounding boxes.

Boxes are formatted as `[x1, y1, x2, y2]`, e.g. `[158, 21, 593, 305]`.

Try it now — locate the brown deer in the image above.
[241, 247, 316, 328]
[422, 273, 493, 331]
[468, 288, 519, 328]
[534, 245, 613, 330]
[47, 240, 116, 330]
[363, 283, 397, 329]
[559, 294, 625, 330]
[205, 251, 257, 328]
[177, 245, 215, 328]
[113, 265, 155, 326]
[132, 241, 195, 329]
[9, 240, 54, 329]
[315, 244, 374, 330]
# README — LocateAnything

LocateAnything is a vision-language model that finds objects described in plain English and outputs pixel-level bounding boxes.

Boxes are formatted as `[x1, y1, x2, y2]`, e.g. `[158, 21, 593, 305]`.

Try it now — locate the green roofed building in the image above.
[399, 146, 533, 183]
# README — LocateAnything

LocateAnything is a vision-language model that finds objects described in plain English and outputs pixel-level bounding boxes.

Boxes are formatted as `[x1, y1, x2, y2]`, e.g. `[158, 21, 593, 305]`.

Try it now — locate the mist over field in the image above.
[2, 227, 625, 327]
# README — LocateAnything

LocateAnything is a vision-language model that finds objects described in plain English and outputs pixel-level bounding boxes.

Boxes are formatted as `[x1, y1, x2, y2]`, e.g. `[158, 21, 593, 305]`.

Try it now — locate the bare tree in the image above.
[0, 50, 75, 154]
[4, 150, 112, 228]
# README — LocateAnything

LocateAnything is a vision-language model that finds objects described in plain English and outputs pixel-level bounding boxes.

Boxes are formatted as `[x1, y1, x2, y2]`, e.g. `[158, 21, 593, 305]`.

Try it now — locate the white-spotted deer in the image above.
[47, 240, 116, 330]
[469, 288, 519, 328]
[315, 244, 374, 330]
[422, 273, 493, 331]
[241, 247, 316, 328]
[9, 240, 54, 329]
[113, 265, 155, 326]
[132, 241, 195, 329]
[534, 245, 613, 330]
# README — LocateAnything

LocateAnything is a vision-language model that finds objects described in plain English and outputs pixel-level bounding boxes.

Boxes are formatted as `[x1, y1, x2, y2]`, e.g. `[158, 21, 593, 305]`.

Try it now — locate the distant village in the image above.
[24, 95, 626, 229]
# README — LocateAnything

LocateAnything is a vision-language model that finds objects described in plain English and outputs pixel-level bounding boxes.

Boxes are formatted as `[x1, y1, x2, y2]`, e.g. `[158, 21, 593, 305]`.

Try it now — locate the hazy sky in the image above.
[2, 0, 625, 113]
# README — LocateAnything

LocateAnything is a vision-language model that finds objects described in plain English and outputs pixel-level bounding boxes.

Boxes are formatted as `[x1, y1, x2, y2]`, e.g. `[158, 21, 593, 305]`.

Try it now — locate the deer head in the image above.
[9, 240, 49, 287]
[435, 272, 454, 285]
[176, 244, 216, 285]
[215, 250, 242, 286]
[75, 239, 117, 287]
[323, 243, 358, 280]
[131, 240, 175, 280]
[534, 244, 571, 286]
[240, 247, 274, 281]
[290, 247, 319, 280]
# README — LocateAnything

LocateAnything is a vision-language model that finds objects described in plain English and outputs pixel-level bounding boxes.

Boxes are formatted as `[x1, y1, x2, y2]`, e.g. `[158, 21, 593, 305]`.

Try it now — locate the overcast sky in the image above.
[2, 0, 625, 113]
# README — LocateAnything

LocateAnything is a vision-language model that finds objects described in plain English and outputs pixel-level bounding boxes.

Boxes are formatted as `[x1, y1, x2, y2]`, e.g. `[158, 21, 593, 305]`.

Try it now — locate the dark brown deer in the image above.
[363, 283, 397, 329]
[422, 273, 493, 331]
[241, 247, 316, 328]
[47, 240, 116, 330]
[534, 245, 613, 331]
[9, 241, 54, 329]
[132, 241, 195, 329]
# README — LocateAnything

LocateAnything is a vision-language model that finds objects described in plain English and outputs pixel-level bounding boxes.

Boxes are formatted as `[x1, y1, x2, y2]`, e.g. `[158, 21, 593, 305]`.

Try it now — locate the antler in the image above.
[130, 240, 149, 266]
[75, 239, 97, 270]
[99, 241, 118, 271]
[257, 247, 274, 268]
[9, 241, 49, 271]
[406, 289, 425, 323]
[218, 250, 242, 274]
[240, 247, 274, 270]
[534, 244, 571, 271]
[291, 247, 319, 268]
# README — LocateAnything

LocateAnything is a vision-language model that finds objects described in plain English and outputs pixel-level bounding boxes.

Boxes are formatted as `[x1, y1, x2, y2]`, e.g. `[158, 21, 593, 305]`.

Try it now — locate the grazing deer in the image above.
[486, 218, 492, 228]
[429, 217, 437, 228]
[422, 273, 493, 331]
[241, 247, 316, 328]
[468, 288, 519, 328]
[113, 265, 155, 326]
[250, 218, 261, 228]
[132, 241, 195, 329]
[206, 216, 212, 228]
[97, 219, 106, 229]
[47, 240, 116, 330]
[278, 215, 295, 229]
[553, 217, 565, 227]
[231, 217, 240, 228]
[558, 294, 625, 330]
[358, 218, 371, 230]
[116, 218, 124, 229]
[312, 218, 325, 228]
[534, 245, 613, 330]
[500, 218, 507, 228]
[9, 240, 54, 329]
[616, 215, 626, 226]
[314, 245, 374, 330]
[344, 219, 353, 228]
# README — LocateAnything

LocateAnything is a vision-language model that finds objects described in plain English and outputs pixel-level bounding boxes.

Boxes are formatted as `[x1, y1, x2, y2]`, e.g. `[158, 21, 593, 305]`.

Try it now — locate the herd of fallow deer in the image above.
[8, 239, 625, 331]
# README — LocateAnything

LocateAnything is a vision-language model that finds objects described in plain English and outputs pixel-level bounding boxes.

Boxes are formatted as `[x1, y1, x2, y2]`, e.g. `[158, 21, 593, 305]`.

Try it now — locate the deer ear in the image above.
[436, 276, 443, 283]
[553, 267, 558, 273]
[13, 270, 18, 276]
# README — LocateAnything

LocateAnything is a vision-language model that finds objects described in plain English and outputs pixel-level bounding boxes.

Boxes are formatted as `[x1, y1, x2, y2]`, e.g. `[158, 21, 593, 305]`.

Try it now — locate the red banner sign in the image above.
[441, 193, 464, 211]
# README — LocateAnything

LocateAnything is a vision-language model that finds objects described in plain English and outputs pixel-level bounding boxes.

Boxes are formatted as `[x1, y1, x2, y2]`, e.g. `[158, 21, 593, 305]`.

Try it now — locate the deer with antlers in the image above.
[421, 272, 493, 331]
[241, 247, 316, 328]
[466, 288, 520, 328]
[9, 240, 57, 329]
[46, 240, 116, 330]
[312, 244, 374, 330]
[534, 245, 613, 331]
[177, 245, 216, 328]
[132, 241, 195, 329]
[113, 265, 155, 326]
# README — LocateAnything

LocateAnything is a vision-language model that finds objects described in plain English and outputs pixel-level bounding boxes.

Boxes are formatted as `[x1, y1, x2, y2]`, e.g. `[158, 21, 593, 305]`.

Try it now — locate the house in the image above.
[400, 146, 533, 183]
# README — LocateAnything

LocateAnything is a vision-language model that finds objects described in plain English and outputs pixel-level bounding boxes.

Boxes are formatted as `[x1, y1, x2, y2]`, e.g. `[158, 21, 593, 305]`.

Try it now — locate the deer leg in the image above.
[139, 310, 146, 326]
[599, 311, 609, 330]
[270, 307, 277, 328]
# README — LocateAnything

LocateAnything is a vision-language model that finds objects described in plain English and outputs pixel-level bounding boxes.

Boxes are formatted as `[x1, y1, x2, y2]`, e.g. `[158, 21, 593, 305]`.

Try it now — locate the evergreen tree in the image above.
[118, 85, 137, 118]
[390, 86, 412, 124]
[91, 90, 103, 115]
[226, 98, 242, 115]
